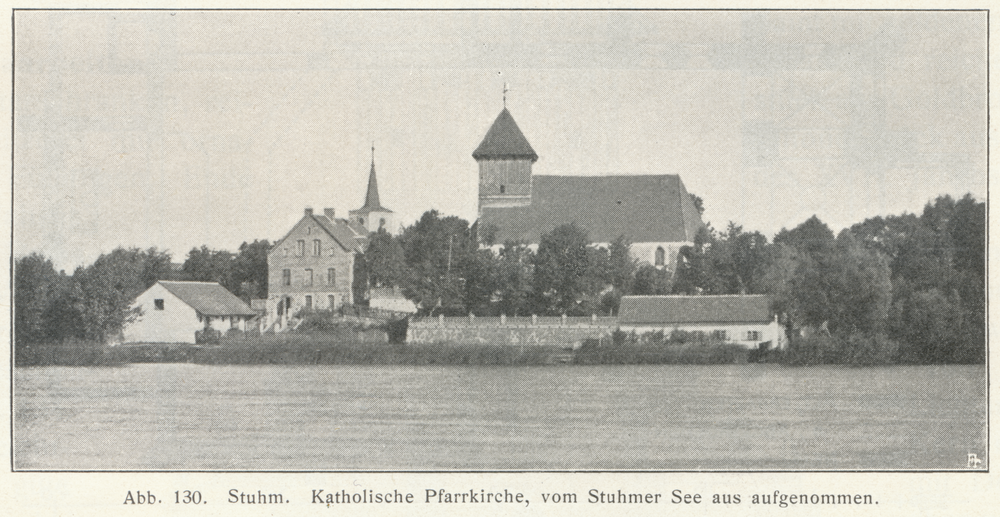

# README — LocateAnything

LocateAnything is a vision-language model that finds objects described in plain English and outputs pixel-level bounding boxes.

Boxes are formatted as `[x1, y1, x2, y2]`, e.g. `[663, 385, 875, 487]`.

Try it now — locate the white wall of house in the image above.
[122, 283, 202, 344]
[369, 296, 418, 314]
[620, 319, 786, 349]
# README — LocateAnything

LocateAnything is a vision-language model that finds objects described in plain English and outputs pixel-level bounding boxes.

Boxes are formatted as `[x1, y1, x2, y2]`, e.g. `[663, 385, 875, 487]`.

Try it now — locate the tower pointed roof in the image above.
[473, 108, 538, 162]
[357, 146, 391, 213]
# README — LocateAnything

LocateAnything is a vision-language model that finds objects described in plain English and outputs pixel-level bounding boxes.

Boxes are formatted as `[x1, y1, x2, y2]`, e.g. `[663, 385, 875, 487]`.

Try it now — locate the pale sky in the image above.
[13, 10, 986, 271]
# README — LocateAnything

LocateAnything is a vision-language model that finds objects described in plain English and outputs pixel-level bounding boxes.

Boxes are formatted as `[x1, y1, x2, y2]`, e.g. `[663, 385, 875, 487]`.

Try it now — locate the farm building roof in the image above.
[618, 295, 773, 325]
[158, 281, 257, 317]
[479, 174, 704, 244]
[472, 108, 538, 162]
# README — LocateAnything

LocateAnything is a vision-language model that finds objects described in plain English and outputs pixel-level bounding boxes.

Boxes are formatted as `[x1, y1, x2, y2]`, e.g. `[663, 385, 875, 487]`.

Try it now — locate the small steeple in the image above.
[362, 143, 384, 211]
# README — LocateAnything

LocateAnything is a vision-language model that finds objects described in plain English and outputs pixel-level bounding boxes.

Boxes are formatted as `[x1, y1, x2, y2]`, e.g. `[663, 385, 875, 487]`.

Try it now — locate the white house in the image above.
[122, 281, 257, 344]
[618, 295, 787, 349]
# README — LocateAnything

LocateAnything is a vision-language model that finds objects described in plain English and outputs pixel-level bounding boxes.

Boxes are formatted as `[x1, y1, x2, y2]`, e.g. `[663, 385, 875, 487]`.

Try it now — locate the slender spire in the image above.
[362, 143, 384, 211]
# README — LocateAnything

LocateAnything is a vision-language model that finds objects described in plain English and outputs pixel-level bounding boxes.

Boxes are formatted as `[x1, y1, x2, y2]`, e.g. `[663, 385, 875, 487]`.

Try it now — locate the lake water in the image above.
[14, 363, 986, 471]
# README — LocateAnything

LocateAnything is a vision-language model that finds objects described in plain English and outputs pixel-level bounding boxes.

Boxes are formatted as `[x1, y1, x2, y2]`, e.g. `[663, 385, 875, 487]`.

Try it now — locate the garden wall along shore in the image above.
[407, 314, 617, 347]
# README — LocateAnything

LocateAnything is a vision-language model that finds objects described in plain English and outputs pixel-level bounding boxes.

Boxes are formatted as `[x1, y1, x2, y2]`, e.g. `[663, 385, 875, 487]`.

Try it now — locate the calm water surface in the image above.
[14, 363, 986, 470]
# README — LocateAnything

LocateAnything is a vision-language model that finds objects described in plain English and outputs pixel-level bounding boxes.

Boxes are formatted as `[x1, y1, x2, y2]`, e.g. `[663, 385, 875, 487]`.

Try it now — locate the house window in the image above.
[379, 218, 386, 228]
[282, 269, 291, 286]
[283, 247, 288, 257]
[327, 268, 336, 285]
[231, 316, 239, 329]
[305, 269, 313, 286]
[655, 246, 666, 267]
[328, 294, 335, 308]
[712, 330, 728, 341]
[154, 299, 164, 310]
[313, 239, 321, 256]
[305, 295, 312, 309]
[747, 330, 761, 341]
[297, 240, 305, 256]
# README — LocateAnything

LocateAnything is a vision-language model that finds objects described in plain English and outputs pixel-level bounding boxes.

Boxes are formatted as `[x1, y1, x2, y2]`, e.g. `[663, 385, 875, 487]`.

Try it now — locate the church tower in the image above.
[349, 145, 394, 234]
[473, 107, 538, 216]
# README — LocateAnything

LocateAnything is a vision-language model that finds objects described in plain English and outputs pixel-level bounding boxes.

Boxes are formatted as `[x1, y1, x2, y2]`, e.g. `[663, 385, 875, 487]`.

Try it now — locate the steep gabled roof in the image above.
[619, 295, 772, 325]
[158, 281, 256, 317]
[271, 213, 366, 255]
[479, 174, 703, 244]
[473, 108, 538, 162]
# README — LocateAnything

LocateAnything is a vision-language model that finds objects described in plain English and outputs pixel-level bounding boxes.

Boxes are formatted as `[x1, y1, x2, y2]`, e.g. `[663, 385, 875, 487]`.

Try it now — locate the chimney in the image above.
[304, 207, 313, 217]
[324, 208, 335, 220]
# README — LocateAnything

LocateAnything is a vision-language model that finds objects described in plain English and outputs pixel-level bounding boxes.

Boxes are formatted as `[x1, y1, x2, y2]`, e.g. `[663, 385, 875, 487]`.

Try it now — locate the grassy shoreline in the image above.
[16, 332, 760, 367]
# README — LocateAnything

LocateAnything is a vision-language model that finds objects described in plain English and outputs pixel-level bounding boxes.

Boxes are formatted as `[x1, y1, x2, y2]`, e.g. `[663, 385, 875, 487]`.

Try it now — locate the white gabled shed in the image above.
[122, 281, 257, 344]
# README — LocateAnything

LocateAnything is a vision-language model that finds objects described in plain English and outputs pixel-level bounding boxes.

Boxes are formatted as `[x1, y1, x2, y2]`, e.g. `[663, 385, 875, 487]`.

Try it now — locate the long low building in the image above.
[618, 294, 786, 349]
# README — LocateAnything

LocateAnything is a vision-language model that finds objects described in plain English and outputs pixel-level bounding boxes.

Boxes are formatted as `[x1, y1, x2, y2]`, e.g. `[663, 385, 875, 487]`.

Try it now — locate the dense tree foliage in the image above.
[396, 210, 477, 315]
[14, 193, 984, 365]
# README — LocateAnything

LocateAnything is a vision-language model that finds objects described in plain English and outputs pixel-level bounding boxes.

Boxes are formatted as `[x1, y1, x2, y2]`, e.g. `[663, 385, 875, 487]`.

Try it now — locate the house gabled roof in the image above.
[158, 281, 257, 317]
[473, 108, 538, 162]
[619, 295, 773, 325]
[271, 212, 366, 255]
[479, 174, 704, 244]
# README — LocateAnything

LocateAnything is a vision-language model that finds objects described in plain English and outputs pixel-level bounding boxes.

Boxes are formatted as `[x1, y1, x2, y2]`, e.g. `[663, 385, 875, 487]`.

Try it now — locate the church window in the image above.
[154, 299, 164, 310]
[359, 217, 365, 226]
[499, 184, 505, 194]
[305, 269, 313, 286]
[282, 269, 291, 286]
[655, 247, 665, 267]
[379, 218, 386, 228]
[307, 226, 311, 235]
[305, 295, 313, 309]
[313, 239, 321, 256]
[327, 268, 336, 285]
[328, 294, 335, 308]
[283, 247, 288, 257]
[297, 240, 305, 256]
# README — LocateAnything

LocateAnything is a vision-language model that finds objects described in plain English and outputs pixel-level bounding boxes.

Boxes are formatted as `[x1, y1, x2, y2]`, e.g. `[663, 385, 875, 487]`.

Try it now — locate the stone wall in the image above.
[408, 315, 615, 346]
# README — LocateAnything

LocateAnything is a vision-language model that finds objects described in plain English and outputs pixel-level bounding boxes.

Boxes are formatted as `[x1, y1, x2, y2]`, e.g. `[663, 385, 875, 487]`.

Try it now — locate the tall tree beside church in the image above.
[493, 241, 535, 316]
[363, 229, 407, 290]
[532, 223, 592, 315]
[397, 210, 476, 315]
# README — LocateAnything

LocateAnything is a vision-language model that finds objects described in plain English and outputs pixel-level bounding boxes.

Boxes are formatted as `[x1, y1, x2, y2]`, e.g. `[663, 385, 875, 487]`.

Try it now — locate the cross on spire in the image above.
[503, 82, 509, 108]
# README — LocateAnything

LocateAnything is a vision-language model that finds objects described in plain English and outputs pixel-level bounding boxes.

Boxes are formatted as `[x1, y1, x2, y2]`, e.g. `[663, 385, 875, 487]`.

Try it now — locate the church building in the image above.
[349, 146, 395, 234]
[474, 107, 704, 271]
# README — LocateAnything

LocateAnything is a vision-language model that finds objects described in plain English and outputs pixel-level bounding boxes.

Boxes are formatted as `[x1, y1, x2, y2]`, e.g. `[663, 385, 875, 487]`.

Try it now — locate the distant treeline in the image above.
[15, 193, 984, 365]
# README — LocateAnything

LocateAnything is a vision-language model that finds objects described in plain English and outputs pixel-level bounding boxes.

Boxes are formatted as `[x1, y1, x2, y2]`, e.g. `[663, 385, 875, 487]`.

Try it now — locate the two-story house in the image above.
[266, 207, 367, 330]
